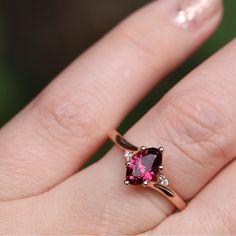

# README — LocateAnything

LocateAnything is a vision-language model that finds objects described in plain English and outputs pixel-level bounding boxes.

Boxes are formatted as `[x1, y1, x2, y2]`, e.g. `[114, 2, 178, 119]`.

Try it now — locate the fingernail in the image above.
[173, 0, 221, 29]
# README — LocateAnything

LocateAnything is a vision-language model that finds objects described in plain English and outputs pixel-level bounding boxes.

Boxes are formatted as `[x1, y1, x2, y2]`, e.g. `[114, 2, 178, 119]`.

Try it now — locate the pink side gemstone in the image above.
[126, 148, 162, 185]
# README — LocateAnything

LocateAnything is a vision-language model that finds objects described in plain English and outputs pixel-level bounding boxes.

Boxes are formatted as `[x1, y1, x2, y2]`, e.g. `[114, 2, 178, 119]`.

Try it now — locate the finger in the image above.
[153, 160, 236, 235]
[0, 0, 219, 200]
[47, 5, 236, 236]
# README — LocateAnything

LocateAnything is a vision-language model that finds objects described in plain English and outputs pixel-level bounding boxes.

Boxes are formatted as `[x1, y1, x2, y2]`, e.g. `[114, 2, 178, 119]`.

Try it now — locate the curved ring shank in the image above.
[147, 182, 186, 210]
[108, 129, 187, 211]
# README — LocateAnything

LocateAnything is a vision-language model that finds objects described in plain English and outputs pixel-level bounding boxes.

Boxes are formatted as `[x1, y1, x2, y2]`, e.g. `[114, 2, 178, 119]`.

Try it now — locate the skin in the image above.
[0, 0, 235, 234]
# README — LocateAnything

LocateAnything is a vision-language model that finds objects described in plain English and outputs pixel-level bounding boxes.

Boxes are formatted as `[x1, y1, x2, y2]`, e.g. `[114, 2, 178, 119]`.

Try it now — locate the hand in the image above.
[0, 0, 235, 234]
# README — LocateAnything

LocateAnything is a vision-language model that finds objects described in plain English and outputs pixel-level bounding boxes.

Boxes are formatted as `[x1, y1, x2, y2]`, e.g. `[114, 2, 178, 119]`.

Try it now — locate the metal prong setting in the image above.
[142, 180, 148, 187]
[159, 147, 164, 153]
[125, 162, 130, 166]
[124, 180, 129, 185]
[158, 165, 164, 171]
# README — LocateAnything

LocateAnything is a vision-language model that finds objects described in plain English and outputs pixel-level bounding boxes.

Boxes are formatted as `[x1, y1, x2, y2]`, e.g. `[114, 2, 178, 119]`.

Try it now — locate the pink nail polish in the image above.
[173, 0, 221, 29]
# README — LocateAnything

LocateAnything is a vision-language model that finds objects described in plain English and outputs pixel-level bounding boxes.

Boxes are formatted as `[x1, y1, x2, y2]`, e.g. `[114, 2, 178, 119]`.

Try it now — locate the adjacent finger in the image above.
[153, 160, 236, 235]
[0, 0, 219, 200]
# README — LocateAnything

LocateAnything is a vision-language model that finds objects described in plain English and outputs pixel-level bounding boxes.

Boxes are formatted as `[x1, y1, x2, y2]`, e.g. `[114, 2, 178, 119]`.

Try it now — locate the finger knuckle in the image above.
[158, 91, 229, 166]
[30, 88, 101, 145]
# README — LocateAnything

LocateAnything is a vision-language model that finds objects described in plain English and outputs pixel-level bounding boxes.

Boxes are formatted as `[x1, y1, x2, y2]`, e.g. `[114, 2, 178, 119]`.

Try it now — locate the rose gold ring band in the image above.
[108, 129, 186, 211]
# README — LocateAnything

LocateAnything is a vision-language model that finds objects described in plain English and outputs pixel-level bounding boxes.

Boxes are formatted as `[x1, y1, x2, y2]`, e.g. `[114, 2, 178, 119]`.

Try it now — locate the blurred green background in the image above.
[0, 0, 235, 143]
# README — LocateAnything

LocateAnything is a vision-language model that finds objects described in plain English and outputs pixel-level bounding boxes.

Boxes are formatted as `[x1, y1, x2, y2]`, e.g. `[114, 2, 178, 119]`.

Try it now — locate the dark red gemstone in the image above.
[126, 148, 162, 185]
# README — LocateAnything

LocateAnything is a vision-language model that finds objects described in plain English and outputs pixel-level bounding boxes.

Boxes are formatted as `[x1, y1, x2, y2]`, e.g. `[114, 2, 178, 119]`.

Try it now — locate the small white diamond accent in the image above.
[123, 150, 133, 161]
[158, 174, 169, 186]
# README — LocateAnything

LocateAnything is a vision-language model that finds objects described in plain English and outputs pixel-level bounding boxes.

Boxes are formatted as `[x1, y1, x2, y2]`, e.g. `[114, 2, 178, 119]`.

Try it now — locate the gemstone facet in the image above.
[125, 147, 162, 185]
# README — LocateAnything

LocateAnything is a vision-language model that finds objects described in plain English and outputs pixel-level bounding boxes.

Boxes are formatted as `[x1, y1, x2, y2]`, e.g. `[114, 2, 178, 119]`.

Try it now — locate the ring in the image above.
[108, 129, 186, 210]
